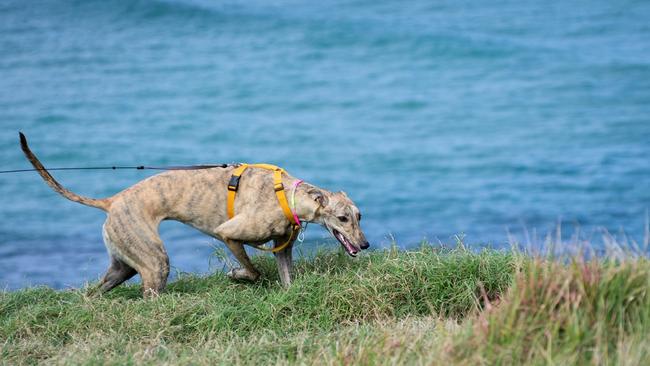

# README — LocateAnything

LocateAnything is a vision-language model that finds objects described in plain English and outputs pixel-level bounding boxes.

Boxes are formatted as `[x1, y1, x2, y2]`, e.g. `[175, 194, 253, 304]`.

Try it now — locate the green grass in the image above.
[1, 245, 649, 365]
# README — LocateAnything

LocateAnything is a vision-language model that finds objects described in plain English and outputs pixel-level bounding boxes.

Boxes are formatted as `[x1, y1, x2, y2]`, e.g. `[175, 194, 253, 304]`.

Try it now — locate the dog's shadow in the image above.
[96, 270, 283, 301]
[95, 251, 359, 300]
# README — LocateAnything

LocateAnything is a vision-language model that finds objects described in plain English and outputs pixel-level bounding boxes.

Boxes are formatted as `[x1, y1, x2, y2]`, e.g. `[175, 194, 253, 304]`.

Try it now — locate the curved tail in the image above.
[19, 132, 111, 211]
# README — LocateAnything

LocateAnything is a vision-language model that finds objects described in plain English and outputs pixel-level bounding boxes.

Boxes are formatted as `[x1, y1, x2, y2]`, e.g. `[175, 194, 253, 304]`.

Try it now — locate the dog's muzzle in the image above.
[331, 229, 369, 257]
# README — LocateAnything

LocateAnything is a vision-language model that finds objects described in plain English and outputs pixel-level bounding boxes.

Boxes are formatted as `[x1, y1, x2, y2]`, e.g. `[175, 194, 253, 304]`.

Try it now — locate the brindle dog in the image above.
[19, 133, 369, 298]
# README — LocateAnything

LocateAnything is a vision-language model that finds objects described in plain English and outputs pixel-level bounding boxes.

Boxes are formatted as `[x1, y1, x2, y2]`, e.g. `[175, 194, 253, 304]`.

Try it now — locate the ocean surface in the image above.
[1, 0, 649, 289]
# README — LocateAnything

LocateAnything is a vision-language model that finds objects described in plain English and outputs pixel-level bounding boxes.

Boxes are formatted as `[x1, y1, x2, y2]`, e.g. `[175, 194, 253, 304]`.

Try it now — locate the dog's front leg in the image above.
[214, 217, 260, 282]
[273, 240, 294, 288]
[223, 238, 260, 281]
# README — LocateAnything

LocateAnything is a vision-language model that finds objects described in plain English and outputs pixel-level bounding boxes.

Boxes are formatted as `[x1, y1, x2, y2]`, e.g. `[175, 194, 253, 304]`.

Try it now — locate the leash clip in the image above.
[297, 222, 308, 243]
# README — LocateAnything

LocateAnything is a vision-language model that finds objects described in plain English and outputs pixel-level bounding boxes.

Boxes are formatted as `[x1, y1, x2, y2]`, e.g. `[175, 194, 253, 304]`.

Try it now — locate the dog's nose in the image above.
[360, 241, 370, 250]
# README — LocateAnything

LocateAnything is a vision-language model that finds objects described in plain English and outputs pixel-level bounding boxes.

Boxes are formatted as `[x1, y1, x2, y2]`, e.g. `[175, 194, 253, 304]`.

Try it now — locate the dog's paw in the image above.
[227, 268, 260, 281]
[142, 288, 161, 299]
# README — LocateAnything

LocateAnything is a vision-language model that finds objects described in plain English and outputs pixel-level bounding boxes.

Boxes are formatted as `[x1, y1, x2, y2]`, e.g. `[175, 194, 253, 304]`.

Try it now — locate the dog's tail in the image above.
[19, 132, 112, 211]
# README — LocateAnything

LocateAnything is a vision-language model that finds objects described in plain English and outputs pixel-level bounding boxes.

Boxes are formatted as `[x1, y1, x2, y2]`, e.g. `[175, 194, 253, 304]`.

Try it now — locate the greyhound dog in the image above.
[19, 133, 369, 298]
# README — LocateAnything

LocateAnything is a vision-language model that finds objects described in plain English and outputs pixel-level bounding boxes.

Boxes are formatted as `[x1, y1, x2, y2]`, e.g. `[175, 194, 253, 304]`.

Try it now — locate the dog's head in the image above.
[303, 188, 369, 257]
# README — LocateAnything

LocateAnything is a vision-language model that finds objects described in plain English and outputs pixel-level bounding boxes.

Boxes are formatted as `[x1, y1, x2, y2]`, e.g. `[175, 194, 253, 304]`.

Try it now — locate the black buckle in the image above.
[228, 175, 241, 191]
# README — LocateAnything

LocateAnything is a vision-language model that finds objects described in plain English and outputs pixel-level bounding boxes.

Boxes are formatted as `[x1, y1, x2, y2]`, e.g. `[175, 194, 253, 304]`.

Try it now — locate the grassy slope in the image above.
[1, 246, 648, 365]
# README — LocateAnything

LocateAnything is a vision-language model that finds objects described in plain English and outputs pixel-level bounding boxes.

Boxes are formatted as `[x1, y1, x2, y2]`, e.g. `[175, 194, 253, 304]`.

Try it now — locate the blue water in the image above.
[1, 0, 649, 289]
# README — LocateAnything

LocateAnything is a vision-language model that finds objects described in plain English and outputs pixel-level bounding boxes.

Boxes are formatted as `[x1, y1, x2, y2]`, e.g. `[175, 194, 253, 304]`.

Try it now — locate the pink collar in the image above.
[289, 180, 303, 226]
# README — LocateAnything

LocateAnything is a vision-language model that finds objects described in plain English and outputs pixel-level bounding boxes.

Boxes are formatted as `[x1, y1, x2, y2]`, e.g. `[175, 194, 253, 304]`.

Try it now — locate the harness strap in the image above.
[226, 163, 301, 253]
[268, 227, 298, 253]
[272, 169, 299, 226]
[226, 164, 249, 219]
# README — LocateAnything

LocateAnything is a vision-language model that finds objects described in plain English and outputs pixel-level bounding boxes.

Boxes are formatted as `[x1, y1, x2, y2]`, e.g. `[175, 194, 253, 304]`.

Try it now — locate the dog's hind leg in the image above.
[139, 263, 170, 299]
[273, 239, 294, 287]
[103, 215, 170, 299]
[96, 257, 137, 294]
[130, 239, 169, 299]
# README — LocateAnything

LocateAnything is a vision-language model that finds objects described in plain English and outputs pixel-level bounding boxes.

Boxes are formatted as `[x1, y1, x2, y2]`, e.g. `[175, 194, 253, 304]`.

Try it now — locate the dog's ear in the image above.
[308, 188, 329, 208]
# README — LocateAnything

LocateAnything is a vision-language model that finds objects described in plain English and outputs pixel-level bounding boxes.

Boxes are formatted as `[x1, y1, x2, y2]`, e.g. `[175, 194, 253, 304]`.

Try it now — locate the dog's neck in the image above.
[292, 184, 326, 225]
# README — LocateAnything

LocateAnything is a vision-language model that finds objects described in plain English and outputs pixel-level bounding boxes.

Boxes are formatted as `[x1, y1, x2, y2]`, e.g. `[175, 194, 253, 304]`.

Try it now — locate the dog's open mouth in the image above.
[332, 229, 360, 257]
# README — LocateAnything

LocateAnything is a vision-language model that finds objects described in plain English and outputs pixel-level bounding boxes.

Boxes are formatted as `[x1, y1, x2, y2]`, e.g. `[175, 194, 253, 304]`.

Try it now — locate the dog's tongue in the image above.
[335, 231, 358, 256]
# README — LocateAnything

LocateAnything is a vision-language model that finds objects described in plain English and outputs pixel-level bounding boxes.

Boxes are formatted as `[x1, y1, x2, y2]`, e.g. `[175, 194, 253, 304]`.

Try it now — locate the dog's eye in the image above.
[357, 213, 361, 221]
[337, 216, 348, 223]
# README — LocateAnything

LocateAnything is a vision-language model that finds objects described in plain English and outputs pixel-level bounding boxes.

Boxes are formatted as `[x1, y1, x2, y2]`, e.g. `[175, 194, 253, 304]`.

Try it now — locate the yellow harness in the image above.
[226, 163, 301, 253]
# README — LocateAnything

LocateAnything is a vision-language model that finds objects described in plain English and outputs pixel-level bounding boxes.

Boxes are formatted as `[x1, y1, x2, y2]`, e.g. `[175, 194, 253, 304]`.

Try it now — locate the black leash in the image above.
[0, 164, 230, 174]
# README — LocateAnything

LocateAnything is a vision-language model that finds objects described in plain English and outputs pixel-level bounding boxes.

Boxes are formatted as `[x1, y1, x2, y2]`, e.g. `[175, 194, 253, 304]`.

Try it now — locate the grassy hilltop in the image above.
[1, 244, 649, 365]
